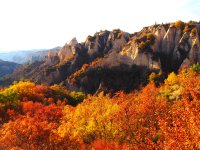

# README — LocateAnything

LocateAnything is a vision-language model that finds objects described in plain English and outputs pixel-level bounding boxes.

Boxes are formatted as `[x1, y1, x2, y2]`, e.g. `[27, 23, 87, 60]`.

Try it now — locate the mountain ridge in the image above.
[1, 20, 200, 94]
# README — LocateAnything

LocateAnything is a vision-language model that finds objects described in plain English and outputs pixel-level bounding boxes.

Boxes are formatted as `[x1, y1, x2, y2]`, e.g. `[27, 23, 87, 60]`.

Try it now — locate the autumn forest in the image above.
[0, 65, 199, 150]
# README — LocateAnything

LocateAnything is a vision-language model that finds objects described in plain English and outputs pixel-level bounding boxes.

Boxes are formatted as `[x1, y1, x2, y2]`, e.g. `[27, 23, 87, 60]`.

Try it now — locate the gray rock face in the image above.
[153, 26, 166, 53]
[161, 25, 181, 56]
[69, 37, 78, 46]
[46, 50, 60, 65]
[58, 30, 131, 63]
[61, 45, 75, 61]
[121, 22, 200, 72]
[58, 38, 78, 62]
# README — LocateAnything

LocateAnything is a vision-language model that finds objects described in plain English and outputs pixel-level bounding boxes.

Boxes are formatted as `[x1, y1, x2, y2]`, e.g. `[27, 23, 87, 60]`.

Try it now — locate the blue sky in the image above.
[0, 0, 199, 51]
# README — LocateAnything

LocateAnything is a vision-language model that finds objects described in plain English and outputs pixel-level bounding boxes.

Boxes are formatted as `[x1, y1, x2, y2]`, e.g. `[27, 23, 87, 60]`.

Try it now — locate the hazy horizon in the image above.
[0, 0, 199, 52]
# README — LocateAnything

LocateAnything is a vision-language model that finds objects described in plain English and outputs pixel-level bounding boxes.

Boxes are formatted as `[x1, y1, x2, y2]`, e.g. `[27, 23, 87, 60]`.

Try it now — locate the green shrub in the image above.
[137, 33, 155, 53]
[51, 84, 68, 99]
[68, 91, 86, 106]
[190, 64, 200, 73]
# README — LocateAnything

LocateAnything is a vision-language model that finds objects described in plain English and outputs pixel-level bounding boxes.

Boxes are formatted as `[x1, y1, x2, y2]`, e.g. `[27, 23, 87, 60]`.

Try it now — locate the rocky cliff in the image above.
[121, 21, 200, 72]
[1, 21, 200, 94]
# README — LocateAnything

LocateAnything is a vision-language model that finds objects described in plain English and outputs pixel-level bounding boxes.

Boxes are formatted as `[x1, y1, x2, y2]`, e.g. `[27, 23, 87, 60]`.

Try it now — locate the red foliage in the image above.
[22, 101, 63, 123]
[89, 139, 129, 150]
[0, 68, 199, 149]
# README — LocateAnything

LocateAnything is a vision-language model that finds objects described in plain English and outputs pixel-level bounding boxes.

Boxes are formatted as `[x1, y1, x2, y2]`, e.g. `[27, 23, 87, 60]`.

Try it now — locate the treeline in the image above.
[0, 66, 199, 149]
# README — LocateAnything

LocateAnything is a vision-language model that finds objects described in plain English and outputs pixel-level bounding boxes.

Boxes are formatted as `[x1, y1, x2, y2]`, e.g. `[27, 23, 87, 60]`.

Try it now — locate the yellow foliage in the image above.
[165, 72, 178, 85]
[58, 94, 120, 143]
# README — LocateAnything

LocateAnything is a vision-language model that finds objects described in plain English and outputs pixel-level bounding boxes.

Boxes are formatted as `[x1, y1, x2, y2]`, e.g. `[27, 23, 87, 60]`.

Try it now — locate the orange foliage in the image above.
[0, 116, 58, 149]
[21, 101, 63, 123]
[89, 139, 129, 150]
[114, 84, 170, 149]
[0, 67, 199, 149]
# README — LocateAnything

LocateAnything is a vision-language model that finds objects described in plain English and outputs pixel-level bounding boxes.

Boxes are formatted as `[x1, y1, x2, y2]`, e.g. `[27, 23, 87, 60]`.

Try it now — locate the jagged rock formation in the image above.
[121, 21, 200, 72]
[1, 29, 131, 87]
[1, 21, 200, 94]
[46, 50, 60, 65]
[58, 38, 78, 61]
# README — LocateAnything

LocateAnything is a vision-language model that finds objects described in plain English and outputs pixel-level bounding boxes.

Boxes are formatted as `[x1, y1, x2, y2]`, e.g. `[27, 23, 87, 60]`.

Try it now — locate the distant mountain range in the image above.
[0, 20, 200, 94]
[0, 47, 61, 64]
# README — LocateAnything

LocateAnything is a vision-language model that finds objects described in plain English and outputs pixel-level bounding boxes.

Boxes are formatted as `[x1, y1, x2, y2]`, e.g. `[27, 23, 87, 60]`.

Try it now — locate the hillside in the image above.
[1, 21, 200, 94]
[0, 66, 199, 149]
[0, 59, 20, 77]
[0, 20, 199, 149]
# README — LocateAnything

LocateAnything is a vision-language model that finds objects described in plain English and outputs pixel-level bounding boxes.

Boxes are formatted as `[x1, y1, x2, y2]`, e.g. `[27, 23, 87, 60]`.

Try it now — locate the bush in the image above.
[190, 64, 200, 73]
[147, 33, 155, 44]
[50, 84, 68, 100]
[87, 35, 96, 42]
[113, 29, 122, 39]
[68, 91, 86, 106]
[137, 33, 155, 53]
[149, 72, 165, 86]
[174, 20, 185, 30]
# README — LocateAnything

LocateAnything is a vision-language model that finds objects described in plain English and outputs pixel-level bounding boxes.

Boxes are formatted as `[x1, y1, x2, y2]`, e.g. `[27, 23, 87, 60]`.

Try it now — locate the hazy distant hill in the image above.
[0, 59, 20, 77]
[0, 47, 61, 64]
